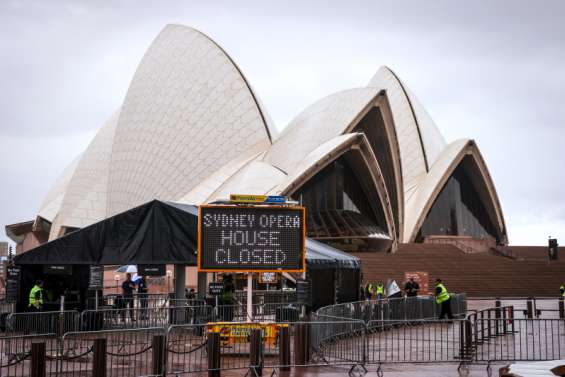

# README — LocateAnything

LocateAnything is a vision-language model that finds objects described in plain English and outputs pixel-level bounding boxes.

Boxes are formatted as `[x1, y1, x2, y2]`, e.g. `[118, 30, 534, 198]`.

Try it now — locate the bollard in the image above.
[31, 342, 46, 377]
[151, 335, 166, 376]
[279, 326, 291, 372]
[304, 322, 310, 362]
[293, 323, 310, 365]
[533, 297, 539, 318]
[293, 324, 304, 365]
[207, 332, 221, 377]
[559, 298, 564, 319]
[526, 299, 534, 319]
[464, 320, 473, 360]
[249, 329, 263, 376]
[93, 338, 107, 377]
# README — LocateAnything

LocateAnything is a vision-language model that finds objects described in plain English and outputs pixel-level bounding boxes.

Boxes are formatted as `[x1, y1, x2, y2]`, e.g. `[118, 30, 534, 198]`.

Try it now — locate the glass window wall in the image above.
[418, 162, 499, 242]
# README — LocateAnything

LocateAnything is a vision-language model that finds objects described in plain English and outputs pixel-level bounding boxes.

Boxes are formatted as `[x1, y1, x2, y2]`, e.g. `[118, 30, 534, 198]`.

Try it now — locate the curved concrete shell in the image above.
[265, 88, 380, 174]
[37, 155, 81, 224]
[106, 24, 273, 216]
[23, 24, 507, 253]
[404, 139, 507, 243]
[48, 112, 119, 240]
[367, 67, 446, 198]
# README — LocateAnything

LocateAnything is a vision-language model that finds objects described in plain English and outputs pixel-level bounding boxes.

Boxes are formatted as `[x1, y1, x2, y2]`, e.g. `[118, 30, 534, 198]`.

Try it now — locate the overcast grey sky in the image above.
[1, 0, 563, 245]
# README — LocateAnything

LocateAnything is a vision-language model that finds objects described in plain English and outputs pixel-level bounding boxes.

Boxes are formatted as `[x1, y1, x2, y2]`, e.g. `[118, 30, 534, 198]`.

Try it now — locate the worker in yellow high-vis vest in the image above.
[435, 278, 453, 320]
[28, 280, 44, 312]
[375, 282, 385, 300]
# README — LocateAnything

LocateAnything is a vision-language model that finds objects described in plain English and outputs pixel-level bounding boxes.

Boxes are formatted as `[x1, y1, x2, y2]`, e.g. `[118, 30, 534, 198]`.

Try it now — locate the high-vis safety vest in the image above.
[435, 283, 450, 304]
[560, 285, 565, 297]
[29, 285, 44, 309]
[376, 285, 385, 295]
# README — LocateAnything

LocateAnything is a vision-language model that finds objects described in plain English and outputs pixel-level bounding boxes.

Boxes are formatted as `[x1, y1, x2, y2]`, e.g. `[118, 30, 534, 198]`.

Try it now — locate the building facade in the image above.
[6, 24, 507, 253]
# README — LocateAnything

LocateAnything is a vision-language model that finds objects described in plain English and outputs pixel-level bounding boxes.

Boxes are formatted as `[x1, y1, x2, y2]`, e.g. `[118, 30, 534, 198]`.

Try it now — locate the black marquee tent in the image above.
[305, 239, 361, 309]
[14, 200, 360, 311]
[15, 201, 200, 266]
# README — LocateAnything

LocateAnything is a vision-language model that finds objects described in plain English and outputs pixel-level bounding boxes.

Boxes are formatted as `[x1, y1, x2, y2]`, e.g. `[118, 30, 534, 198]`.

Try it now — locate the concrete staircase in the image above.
[351, 243, 565, 297]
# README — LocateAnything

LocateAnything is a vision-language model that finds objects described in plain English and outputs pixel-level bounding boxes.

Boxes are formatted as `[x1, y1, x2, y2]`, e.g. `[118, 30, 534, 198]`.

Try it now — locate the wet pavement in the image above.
[189, 363, 507, 376]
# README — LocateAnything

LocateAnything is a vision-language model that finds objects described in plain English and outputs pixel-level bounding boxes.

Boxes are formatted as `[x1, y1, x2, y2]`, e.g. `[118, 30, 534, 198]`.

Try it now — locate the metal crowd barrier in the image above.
[473, 318, 565, 363]
[365, 319, 469, 365]
[80, 305, 214, 331]
[0, 302, 301, 335]
[88, 290, 295, 310]
[165, 320, 367, 376]
[233, 290, 297, 305]
[5, 310, 80, 336]
[215, 302, 300, 323]
[0, 333, 58, 376]
[1, 317, 565, 376]
[57, 327, 165, 376]
[467, 305, 515, 345]
[78, 303, 301, 332]
[88, 294, 206, 310]
[316, 294, 467, 322]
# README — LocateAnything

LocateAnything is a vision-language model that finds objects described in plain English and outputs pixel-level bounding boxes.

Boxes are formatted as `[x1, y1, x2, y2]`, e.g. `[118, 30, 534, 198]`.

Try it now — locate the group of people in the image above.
[120, 273, 149, 321]
[359, 277, 453, 320]
[361, 281, 386, 300]
[361, 277, 421, 300]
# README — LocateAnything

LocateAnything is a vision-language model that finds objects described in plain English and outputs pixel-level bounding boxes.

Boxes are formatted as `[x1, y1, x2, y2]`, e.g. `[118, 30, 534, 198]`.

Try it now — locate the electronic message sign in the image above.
[198, 205, 305, 272]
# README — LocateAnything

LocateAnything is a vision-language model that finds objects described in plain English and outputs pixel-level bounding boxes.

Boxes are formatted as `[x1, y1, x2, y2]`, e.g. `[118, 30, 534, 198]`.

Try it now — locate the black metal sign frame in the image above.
[198, 205, 306, 272]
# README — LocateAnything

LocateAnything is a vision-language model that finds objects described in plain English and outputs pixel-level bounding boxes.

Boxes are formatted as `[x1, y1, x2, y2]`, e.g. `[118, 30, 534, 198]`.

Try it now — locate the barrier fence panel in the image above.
[468, 298, 564, 319]
[0, 334, 57, 376]
[365, 319, 470, 364]
[468, 305, 515, 346]
[57, 327, 165, 376]
[5, 311, 80, 336]
[80, 305, 214, 331]
[315, 294, 467, 322]
[233, 290, 297, 305]
[88, 295, 206, 311]
[11, 318, 565, 374]
[474, 318, 565, 362]
[307, 320, 366, 367]
[166, 324, 208, 375]
[214, 303, 301, 323]
[165, 320, 367, 375]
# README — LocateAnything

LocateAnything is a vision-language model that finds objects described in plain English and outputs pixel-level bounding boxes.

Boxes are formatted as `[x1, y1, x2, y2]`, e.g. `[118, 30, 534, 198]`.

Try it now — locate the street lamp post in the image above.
[114, 274, 120, 294]
[166, 270, 173, 293]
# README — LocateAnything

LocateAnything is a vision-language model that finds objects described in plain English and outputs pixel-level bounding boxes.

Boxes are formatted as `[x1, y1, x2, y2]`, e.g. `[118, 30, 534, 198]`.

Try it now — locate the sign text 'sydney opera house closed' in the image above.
[198, 206, 305, 272]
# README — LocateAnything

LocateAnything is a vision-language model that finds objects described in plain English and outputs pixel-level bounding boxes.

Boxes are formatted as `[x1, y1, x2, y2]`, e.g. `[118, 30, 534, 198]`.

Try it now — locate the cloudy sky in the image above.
[1, 0, 563, 246]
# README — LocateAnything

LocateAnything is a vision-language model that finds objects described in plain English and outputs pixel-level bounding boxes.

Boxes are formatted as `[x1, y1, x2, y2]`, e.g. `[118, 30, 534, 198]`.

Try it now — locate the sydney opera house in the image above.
[6, 24, 507, 255]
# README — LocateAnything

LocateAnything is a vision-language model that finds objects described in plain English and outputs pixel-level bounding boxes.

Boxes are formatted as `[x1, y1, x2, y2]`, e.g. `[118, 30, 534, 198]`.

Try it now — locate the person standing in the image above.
[404, 278, 420, 298]
[560, 285, 565, 297]
[137, 276, 149, 320]
[28, 280, 44, 312]
[185, 288, 196, 301]
[365, 283, 373, 300]
[375, 281, 385, 300]
[121, 273, 136, 322]
[359, 285, 366, 301]
[435, 278, 453, 320]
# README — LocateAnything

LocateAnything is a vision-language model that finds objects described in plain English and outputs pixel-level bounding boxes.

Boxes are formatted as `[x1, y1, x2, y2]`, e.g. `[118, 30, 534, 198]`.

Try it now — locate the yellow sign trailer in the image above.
[207, 322, 288, 346]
